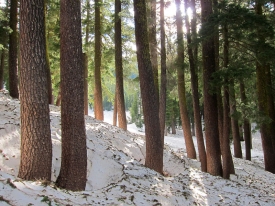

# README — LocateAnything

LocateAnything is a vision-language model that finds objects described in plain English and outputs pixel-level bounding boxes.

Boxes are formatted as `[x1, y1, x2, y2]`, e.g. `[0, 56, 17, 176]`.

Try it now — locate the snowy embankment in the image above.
[0, 90, 274, 205]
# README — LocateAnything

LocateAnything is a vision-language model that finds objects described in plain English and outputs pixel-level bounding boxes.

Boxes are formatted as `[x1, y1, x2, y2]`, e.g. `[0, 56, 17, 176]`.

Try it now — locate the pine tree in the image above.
[18, 0, 52, 181]
[56, 0, 87, 191]
[133, 0, 163, 174]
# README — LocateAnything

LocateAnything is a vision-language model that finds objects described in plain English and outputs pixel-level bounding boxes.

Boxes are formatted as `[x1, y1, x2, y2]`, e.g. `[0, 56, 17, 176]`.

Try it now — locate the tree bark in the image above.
[200, 0, 222, 176]
[9, 0, 19, 98]
[56, 0, 87, 191]
[133, 0, 163, 174]
[115, 0, 127, 130]
[185, 0, 206, 172]
[240, 81, 251, 160]
[176, 0, 196, 160]
[18, 0, 52, 181]
[113, 92, 117, 126]
[230, 85, 243, 158]
[159, 0, 167, 143]
[148, 0, 159, 103]
[94, 0, 104, 120]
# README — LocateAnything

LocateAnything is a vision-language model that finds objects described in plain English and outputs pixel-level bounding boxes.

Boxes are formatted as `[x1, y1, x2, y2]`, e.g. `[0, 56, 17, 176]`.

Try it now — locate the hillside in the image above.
[0, 90, 275, 205]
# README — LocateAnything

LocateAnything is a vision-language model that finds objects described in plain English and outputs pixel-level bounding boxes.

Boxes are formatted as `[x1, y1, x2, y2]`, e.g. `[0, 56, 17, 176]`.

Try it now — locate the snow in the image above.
[0, 90, 275, 205]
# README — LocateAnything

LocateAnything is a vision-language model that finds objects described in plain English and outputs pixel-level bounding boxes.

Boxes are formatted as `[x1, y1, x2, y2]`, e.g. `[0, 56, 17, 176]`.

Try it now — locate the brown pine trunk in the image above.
[83, 53, 88, 115]
[230, 85, 243, 158]
[56, 0, 87, 191]
[9, 0, 19, 98]
[255, 1, 275, 173]
[159, 0, 167, 143]
[190, 0, 207, 172]
[56, 85, 61, 106]
[94, 0, 104, 120]
[18, 0, 52, 181]
[185, 0, 206, 172]
[133, 0, 163, 174]
[115, 0, 127, 130]
[113, 92, 117, 126]
[0, 50, 5, 90]
[148, 0, 159, 103]
[221, 23, 235, 178]
[200, 0, 222, 176]
[176, 0, 196, 160]
[240, 81, 251, 160]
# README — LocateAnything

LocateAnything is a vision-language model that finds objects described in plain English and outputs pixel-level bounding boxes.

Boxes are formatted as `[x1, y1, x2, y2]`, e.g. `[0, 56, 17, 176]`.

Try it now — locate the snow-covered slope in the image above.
[0, 90, 274, 205]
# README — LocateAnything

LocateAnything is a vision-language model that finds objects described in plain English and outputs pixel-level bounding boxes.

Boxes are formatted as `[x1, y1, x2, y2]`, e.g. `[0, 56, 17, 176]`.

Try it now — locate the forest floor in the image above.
[0, 90, 274, 205]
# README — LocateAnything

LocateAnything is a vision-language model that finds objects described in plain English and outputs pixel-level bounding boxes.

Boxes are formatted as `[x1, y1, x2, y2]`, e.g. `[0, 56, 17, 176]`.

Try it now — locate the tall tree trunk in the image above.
[18, 0, 52, 181]
[185, 0, 206, 172]
[0, 50, 5, 89]
[113, 92, 117, 126]
[221, 23, 235, 179]
[115, 0, 127, 130]
[176, 0, 196, 160]
[148, 0, 159, 103]
[94, 0, 104, 120]
[133, 0, 163, 174]
[255, 1, 275, 173]
[83, 53, 88, 115]
[159, 0, 167, 143]
[56, 0, 87, 191]
[240, 81, 251, 160]
[44, 0, 53, 104]
[56, 84, 61, 106]
[230, 84, 243, 158]
[9, 0, 19, 98]
[200, 0, 222, 176]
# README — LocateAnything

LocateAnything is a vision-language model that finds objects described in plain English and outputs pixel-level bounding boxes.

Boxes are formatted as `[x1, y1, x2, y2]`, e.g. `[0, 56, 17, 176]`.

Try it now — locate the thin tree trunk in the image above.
[44, 0, 53, 104]
[115, 0, 127, 130]
[133, 0, 163, 174]
[230, 85, 243, 158]
[18, 0, 52, 181]
[83, 53, 88, 115]
[56, 84, 61, 106]
[221, 23, 235, 179]
[200, 0, 222, 176]
[113, 92, 117, 126]
[240, 81, 251, 160]
[94, 0, 104, 120]
[176, 0, 196, 160]
[0, 50, 5, 90]
[9, 0, 19, 98]
[159, 0, 167, 143]
[189, 0, 207, 172]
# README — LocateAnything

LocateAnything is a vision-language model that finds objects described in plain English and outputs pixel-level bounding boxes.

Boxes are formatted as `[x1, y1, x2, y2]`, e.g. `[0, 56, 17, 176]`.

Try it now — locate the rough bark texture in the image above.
[133, 0, 163, 174]
[200, 0, 222, 176]
[18, 0, 52, 181]
[115, 0, 127, 130]
[83, 53, 88, 115]
[240, 81, 251, 160]
[159, 0, 167, 143]
[9, 0, 19, 98]
[255, 1, 275, 173]
[176, 0, 196, 159]
[94, 0, 104, 120]
[0, 50, 5, 89]
[56, 0, 87, 191]
[230, 85, 243, 158]
[148, 0, 159, 103]
[222, 24, 235, 178]
[185, 0, 207, 172]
